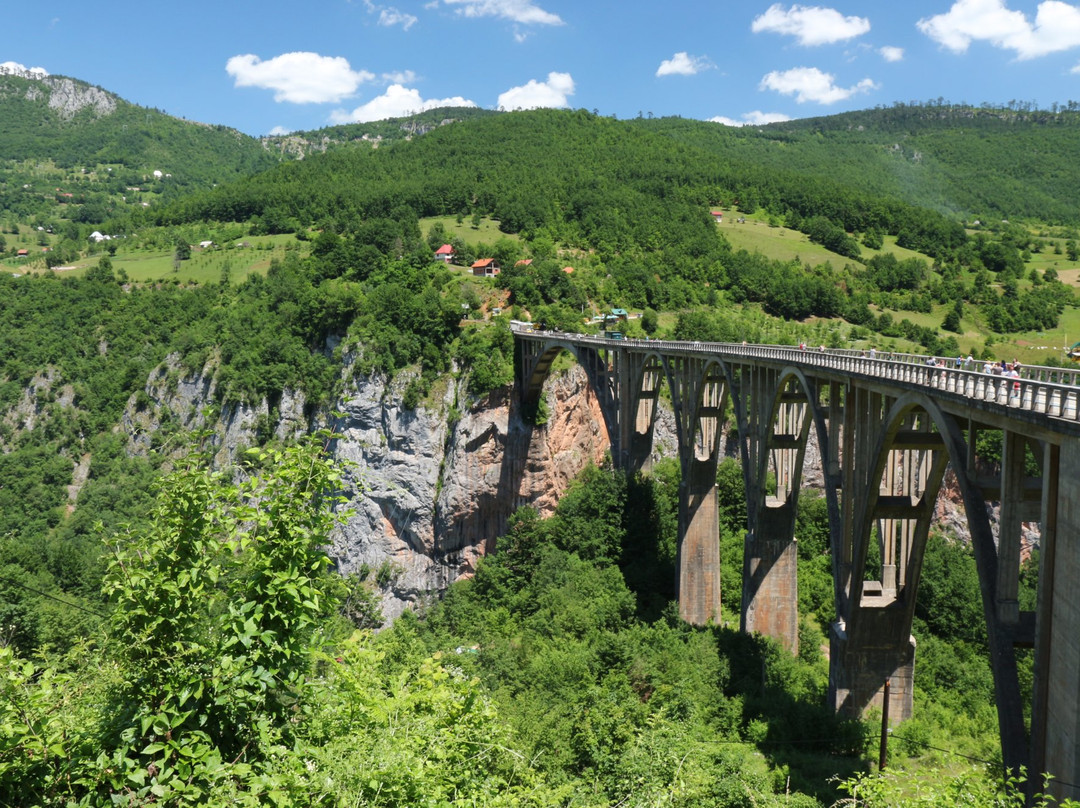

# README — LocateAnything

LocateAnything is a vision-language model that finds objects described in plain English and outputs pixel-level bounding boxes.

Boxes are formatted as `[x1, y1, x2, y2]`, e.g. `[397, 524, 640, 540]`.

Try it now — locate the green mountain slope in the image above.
[0, 71, 280, 225]
[635, 103, 1080, 224]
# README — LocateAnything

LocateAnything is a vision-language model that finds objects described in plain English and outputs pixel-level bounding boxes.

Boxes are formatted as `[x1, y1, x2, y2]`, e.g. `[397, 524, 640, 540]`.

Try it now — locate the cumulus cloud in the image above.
[226, 52, 374, 103]
[751, 3, 870, 46]
[879, 45, 905, 62]
[443, 0, 563, 25]
[330, 84, 477, 123]
[268, 125, 292, 136]
[0, 60, 49, 77]
[917, 0, 1080, 59]
[759, 66, 877, 103]
[710, 111, 793, 126]
[497, 71, 574, 110]
[656, 52, 712, 77]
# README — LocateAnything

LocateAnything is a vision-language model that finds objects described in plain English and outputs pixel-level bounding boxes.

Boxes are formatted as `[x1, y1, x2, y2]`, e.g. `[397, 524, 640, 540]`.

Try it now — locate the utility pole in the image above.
[879, 679, 891, 771]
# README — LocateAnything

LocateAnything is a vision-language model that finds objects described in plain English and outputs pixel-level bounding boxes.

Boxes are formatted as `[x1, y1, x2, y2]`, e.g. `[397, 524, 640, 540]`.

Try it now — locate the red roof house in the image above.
[434, 243, 455, 263]
[471, 258, 501, 277]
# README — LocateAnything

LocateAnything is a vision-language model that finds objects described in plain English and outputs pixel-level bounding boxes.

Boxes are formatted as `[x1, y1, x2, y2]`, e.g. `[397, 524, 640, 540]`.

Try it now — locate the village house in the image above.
[434, 243, 455, 263]
[471, 258, 501, 277]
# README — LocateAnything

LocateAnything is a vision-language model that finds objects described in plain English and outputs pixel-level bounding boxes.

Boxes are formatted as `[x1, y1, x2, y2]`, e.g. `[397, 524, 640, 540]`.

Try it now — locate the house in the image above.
[434, 243, 455, 263]
[199, 240, 214, 249]
[514, 258, 532, 268]
[610, 308, 629, 322]
[710, 210, 724, 222]
[471, 258, 501, 277]
[562, 266, 575, 274]
[16, 249, 28, 257]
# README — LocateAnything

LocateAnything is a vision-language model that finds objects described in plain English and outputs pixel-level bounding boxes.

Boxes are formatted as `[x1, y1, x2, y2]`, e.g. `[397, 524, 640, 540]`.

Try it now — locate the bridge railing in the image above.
[512, 326, 1080, 427]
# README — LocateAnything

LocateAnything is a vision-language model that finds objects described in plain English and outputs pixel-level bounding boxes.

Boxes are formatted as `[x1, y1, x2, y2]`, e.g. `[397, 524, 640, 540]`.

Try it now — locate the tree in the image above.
[96, 435, 349, 801]
[943, 298, 963, 333]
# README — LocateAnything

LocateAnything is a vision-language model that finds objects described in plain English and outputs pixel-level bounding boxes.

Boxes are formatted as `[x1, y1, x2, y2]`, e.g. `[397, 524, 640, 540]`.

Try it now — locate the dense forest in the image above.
[4, 77, 1080, 804]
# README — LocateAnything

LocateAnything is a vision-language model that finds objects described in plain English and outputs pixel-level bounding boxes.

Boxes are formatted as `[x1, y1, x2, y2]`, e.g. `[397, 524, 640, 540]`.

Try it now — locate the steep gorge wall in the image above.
[122, 356, 641, 620]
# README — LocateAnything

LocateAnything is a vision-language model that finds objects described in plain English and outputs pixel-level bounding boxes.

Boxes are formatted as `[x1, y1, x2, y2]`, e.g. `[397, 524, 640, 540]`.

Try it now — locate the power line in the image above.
[0, 574, 108, 620]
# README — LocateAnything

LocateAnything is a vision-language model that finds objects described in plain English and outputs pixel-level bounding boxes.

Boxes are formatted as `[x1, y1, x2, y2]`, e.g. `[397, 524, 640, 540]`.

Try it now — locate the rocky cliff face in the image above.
[5, 69, 119, 120]
[122, 356, 636, 621]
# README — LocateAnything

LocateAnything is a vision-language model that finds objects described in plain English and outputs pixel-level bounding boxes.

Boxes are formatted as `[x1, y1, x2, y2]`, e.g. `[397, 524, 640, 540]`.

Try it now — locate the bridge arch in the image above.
[516, 336, 620, 454]
[832, 390, 1028, 773]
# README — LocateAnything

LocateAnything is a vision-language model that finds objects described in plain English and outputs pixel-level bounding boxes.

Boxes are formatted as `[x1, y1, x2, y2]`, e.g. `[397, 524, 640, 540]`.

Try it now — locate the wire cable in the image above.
[0, 574, 108, 620]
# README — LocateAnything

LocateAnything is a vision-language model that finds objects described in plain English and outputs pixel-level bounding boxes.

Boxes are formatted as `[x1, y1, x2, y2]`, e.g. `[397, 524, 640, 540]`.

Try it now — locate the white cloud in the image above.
[879, 45, 905, 62]
[226, 52, 374, 103]
[0, 61, 49, 77]
[656, 52, 712, 77]
[382, 69, 418, 84]
[380, 8, 419, 29]
[497, 71, 574, 109]
[710, 111, 793, 126]
[268, 125, 292, 136]
[918, 0, 1080, 59]
[442, 0, 563, 25]
[330, 84, 477, 123]
[759, 66, 877, 104]
[751, 3, 870, 46]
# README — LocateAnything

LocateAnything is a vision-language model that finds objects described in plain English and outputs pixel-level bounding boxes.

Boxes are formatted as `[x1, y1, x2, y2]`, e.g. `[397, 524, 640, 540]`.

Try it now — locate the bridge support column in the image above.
[741, 505, 799, 653]
[1033, 441, 1080, 802]
[677, 461, 721, 625]
[829, 618, 915, 724]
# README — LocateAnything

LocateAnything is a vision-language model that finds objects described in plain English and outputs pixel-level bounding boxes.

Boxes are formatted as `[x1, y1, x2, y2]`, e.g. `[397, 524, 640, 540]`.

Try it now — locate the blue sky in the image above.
[6, 1, 1080, 136]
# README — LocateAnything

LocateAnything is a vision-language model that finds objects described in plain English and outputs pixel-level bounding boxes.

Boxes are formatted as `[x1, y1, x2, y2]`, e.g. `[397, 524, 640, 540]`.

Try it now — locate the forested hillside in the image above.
[4, 88, 1080, 805]
[0, 71, 279, 227]
[636, 101, 1080, 224]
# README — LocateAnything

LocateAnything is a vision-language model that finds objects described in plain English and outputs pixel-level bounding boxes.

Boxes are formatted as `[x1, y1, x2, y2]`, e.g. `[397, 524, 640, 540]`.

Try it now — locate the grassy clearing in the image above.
[716, 212, 930, 268]
[717, 217, 846, 266]
[420, 215, 519, 249]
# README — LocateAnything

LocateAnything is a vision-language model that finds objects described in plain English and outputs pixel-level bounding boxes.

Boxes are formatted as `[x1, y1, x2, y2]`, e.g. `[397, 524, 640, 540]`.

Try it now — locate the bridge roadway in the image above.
[513, 325, 1080, 799]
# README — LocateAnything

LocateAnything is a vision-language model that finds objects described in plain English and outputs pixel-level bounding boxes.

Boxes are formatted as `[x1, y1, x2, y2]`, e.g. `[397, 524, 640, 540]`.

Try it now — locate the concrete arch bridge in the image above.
[513, 324, 1080, 798]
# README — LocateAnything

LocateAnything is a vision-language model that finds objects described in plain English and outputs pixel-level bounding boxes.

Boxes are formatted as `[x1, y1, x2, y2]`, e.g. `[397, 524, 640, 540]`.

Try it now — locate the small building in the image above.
[514, 258, 532, 268]
[610, 308, 629, 322]
[434, 243, 455, 263]
[16, 249, 29, 257]
[199, 240, 214, 249]
[471, 258, 501, 277]
[562, 265, 575, 274]
[710, 210, 724, 222]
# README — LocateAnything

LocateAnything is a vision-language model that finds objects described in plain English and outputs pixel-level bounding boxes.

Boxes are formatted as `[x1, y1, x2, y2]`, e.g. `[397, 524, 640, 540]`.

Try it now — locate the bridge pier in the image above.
[677, 460, 722, 625]
[741, 505, 799, 653]
[1033, 441, 1080, 802]
[829, 617, 915, 723]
